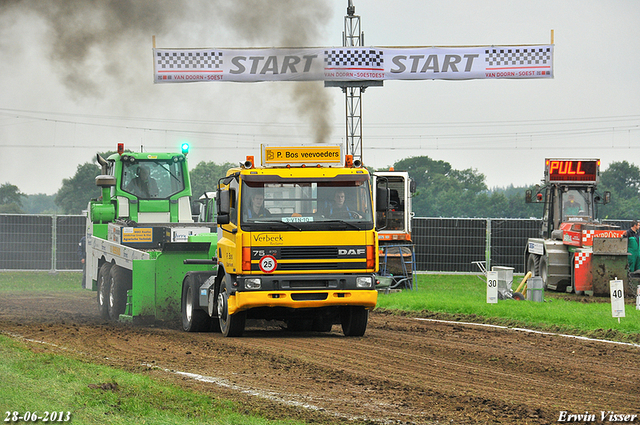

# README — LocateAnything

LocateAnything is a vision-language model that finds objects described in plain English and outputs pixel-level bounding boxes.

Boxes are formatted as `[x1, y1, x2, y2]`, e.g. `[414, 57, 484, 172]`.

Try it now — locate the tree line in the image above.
[1, 154, 639, 220]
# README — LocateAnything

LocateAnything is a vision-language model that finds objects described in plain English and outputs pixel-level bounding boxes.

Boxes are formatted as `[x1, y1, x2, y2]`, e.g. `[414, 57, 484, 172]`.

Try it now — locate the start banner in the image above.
[153, 45, 553, 83]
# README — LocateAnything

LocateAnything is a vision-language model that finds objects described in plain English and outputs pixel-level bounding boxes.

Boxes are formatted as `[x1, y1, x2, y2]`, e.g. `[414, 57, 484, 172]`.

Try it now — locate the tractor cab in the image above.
[94, 143, 194, 224]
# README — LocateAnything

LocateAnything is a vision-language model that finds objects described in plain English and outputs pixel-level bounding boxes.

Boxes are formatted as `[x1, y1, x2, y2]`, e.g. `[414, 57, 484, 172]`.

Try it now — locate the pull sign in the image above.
[487, 271, 498, 304]
[610, 279, 625, 319]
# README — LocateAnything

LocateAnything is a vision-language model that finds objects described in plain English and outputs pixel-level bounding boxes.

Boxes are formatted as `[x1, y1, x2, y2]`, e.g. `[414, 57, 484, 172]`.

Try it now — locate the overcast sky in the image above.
[1, 0, 638, 196]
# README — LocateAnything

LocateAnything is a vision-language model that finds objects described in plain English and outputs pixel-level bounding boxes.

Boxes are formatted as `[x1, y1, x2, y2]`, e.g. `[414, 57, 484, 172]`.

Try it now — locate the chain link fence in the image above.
[0, 214, 631, 273]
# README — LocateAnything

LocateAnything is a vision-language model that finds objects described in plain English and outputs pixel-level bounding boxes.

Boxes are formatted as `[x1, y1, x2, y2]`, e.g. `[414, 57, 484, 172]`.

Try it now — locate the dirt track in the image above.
[1, 290, 639, 424]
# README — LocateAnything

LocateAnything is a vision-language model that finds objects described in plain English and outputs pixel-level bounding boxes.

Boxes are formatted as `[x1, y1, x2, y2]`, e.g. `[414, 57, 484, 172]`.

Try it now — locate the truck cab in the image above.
[372, 170, 416, 289]
[199, 146, 382, 337]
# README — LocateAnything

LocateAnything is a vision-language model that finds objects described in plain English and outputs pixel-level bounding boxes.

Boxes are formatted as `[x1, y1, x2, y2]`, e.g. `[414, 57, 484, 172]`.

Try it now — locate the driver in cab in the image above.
[325, 189, 362, 219]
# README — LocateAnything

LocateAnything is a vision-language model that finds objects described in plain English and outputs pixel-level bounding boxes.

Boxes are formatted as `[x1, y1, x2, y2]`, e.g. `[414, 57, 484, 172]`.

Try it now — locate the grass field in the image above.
[376, 273, 640, 343]
[1, 271, 639, 424]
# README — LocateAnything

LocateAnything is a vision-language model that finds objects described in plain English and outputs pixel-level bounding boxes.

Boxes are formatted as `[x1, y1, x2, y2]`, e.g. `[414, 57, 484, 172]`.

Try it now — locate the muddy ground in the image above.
[1, 290, 639, 424]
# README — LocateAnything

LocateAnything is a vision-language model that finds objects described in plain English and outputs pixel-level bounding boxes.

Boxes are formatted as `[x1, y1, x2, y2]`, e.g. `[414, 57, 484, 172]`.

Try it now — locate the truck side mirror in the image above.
[217, 190, 230, 224]
[376, 187, 389, 212]
[191, 201, 201, 216]
[409, 179, 417, 194]
[594, 191, 611, 205]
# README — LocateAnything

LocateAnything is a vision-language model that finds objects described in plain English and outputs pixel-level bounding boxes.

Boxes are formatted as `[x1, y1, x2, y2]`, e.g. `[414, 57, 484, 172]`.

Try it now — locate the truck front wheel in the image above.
[341, 306, 368, 337]
[108, 265, 131, 321]
[217, 280, 246, 337]
[181, 275, 211, 332]
[97, 263, 112, 320]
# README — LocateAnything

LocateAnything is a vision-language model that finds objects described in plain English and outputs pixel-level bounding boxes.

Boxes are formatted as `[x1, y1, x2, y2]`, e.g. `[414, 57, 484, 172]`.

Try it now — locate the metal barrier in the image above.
[0, 214, 631, 273]
[0, 214, 85, 272]
[412, 217, 632, 274]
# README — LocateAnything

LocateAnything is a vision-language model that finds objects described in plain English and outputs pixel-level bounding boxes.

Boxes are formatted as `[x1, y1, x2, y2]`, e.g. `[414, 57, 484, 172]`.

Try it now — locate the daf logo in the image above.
[339, 248, 365, 256]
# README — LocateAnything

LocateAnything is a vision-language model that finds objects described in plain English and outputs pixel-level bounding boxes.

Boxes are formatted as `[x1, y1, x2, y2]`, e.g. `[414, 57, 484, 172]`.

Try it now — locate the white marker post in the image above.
[636, 285, 640, 311]
[610, 278, 625, 323]
[487, 271, 498, 304]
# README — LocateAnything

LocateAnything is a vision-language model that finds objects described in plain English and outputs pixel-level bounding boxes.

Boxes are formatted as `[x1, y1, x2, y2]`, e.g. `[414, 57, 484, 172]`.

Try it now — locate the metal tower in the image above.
[325, 0, 382, 164]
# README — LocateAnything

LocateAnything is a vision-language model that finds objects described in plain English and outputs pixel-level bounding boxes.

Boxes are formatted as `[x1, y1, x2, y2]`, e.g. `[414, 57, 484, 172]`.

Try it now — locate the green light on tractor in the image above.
[181, 143, 190, 155]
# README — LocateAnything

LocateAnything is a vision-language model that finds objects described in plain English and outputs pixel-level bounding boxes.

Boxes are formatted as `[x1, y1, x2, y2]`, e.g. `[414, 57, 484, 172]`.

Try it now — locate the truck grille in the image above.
[279, 247, 337, 259]
[289, 280, 329, 288]
[291, 292, 328, 301]
[250, 245, 368, 272]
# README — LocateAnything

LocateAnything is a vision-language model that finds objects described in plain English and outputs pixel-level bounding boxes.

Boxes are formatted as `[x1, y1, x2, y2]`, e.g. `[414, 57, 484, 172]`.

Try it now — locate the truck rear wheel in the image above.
[341, 306, 368, 337]
[97, 263, 112, 320]
[108, 265, 131, 321]
[217, 279, 246, 337]
[181, 275, 211, 332]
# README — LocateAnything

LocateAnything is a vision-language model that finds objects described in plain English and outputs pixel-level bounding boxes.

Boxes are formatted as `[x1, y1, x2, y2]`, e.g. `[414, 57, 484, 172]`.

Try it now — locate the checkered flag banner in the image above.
[486, 47, 552, 68]
[324, 49, 384, 69]
[153, 45, 553, 83]
[156, 50, 223, 70]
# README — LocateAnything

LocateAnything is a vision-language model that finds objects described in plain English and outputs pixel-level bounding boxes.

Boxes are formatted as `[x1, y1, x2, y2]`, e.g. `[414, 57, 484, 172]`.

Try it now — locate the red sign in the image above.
[546, 159, 599, 183]
[259, 255, 277, 273]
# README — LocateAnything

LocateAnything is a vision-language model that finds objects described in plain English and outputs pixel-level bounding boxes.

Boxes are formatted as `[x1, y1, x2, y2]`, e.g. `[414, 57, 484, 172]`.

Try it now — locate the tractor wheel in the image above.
[217, 278, 246, 337]
[181, 275, 211, 332]
[108, 265, 131, 321]
[512, 291, 525, 301]
[97, 263, 112, 320]
[539, 256, 550, 290]
[526, 254, 540, 277]
[341, 306, 369, 337]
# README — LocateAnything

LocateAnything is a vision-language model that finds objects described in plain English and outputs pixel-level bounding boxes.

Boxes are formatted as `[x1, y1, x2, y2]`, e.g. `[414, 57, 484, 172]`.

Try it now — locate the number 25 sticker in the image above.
[259, 255, 277, 273]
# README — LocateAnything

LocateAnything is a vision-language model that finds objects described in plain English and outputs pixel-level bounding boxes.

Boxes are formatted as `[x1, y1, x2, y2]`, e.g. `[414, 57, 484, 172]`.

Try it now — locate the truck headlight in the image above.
[356, 276, 373, 288]
[245, 278, 262, 290]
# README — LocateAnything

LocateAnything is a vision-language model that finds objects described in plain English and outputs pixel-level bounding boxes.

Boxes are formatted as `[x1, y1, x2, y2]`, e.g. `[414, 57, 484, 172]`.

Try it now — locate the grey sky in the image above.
[0, 0, 638, 195]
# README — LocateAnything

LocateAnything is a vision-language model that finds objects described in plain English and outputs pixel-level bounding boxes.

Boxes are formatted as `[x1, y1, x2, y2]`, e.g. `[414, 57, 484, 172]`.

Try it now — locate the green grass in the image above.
[376, 274, 640, 343]
[0, 334, 304, 425]
[0, 271, 83, 293]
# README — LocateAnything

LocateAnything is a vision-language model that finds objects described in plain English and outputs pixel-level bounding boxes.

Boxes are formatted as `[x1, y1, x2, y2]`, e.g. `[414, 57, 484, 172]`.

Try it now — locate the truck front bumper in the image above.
[228, 289, 378, 315]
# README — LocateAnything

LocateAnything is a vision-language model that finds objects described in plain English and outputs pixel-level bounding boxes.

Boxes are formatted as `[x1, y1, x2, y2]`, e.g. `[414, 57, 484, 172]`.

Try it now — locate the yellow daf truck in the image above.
[184, 145, 382, 337]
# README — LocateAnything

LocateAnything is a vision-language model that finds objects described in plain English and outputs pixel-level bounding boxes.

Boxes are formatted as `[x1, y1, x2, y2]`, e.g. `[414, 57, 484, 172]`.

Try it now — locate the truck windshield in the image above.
[121, 160, 186, 199]
[561, 189, 592, 221]
[240, 177, 373, 230]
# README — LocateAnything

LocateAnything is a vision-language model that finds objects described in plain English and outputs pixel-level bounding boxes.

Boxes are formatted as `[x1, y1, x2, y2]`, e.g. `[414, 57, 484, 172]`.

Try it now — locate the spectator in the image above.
[623, 220, 640, 273]
[77, 236, 86, 287]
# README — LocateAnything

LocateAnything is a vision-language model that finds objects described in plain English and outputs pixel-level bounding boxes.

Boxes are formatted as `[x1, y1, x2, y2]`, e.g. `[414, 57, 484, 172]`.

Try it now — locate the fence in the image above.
[0, 214, 85, 272]
[0, 214, 631, 273]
